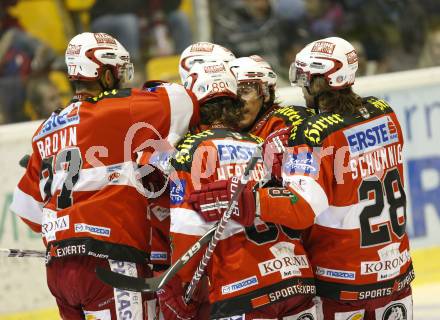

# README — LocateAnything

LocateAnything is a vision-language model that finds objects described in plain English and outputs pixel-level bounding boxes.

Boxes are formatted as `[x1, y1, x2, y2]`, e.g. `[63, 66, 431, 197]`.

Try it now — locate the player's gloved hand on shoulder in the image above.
[188, 176, 256, 227]
[156, 275, 198, 320]
[263, 126, 291, 181]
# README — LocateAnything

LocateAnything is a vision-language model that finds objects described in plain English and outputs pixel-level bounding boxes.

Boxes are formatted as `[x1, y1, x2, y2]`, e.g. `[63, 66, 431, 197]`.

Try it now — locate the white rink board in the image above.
[0, 67, 440, 315]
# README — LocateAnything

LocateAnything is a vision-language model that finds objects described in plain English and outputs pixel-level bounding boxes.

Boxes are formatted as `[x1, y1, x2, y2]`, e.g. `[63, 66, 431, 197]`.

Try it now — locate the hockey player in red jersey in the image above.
[188, 36, 414, 319]
[161, 60, 317, 319]
[259, 37, 414, 319]
[9, 32, 199, 320]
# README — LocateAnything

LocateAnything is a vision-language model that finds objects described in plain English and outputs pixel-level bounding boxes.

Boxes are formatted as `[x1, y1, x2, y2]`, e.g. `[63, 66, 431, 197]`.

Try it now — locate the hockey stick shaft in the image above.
[0, 248, 46, 258]
[184, 145, 262, 303]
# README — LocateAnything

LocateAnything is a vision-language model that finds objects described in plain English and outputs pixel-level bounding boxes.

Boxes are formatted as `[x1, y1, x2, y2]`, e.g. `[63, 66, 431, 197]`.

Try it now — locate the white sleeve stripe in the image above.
[50, 161, 143, 193]
[164, 84, 194, 146]
[170, 207, 244, 239]
[9, 187, 43, 224]
[284, 175, 329, 217]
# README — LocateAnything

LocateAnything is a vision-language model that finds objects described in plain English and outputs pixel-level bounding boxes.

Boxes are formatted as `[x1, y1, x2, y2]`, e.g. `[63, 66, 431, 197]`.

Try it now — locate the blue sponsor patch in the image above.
[170, 179, 186, 205]
[283, 152, 319, 175]
[221, 276, 258, 295]
[344, 116, 399, 155]
[150, 251, 168, 261]
[213, 140, 257, 164]
[34, 102, 81, 141]
[74, 223, 111, 237]
[316, 266, 356, 280]
[217, 144, 254, 163]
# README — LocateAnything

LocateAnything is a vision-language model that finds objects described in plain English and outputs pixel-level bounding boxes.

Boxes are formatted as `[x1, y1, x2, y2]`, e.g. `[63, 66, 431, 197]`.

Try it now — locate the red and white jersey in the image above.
[249, 104, 315, 139]
[146, 105, 315, 267]
[262, 97, 414, 301]
[10, 84, 199, 263]
[170, 128, 315, 318]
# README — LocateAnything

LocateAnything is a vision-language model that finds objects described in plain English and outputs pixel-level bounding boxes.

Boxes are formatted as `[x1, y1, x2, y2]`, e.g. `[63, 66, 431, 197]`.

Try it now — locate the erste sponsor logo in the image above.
[34, 102, 81, 141]
[214, 140, 256, 165]
[344, 116, 398, 156]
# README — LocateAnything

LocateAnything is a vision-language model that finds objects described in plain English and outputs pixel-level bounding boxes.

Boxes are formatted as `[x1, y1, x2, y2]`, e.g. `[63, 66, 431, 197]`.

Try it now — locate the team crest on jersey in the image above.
[297, 313, 315, 320]
[283, 152, 319, 176]
[382, 303, 407, 320]
[170, 179, 186, 205]
[34, 102, 81, 141]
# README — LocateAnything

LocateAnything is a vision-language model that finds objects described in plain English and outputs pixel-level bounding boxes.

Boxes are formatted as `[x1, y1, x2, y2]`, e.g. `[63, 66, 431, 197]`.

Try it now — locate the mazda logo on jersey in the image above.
[344, 116, 399, 156]
[221, 276, 258, 295]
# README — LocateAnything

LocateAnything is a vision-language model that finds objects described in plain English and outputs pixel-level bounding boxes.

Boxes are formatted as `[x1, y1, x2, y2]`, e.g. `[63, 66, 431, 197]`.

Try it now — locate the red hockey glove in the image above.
[263, 126, 291, 181]
[156, 275, 198, 320]
[188, 176, 256, 227]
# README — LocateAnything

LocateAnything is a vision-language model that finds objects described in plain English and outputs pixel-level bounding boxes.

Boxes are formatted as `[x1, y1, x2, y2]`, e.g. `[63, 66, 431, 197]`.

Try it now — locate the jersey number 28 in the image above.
[359, 168, 406, 247]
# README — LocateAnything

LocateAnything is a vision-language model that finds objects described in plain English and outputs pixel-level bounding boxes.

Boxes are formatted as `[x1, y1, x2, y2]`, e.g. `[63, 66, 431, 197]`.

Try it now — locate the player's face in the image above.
[238, 82, 263, 129]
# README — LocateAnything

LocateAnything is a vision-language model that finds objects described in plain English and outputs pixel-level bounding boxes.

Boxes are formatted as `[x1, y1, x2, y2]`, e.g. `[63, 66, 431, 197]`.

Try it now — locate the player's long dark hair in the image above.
[310, 76, 363, 114]
[200, 96, 244, 129]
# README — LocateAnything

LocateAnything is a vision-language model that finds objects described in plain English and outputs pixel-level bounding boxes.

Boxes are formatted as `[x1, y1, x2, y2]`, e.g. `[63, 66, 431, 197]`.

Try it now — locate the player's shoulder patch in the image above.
[87, 88, 132, 103]
[363, 96, 394, 114]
